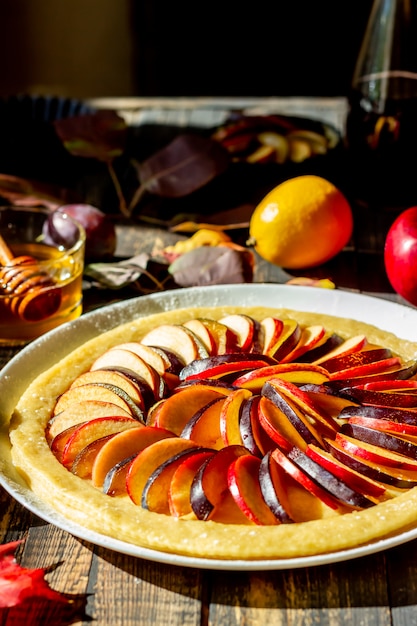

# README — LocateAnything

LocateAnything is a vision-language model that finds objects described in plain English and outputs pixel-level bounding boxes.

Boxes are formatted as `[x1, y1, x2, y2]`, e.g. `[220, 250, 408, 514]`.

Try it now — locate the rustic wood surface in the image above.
[1, 98, 417, 626]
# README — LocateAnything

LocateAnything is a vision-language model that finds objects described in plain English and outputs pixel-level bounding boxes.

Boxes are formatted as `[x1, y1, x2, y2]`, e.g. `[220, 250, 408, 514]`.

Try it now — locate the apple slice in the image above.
[220, 388, 253, 446]
[181, 396, 226, 449]
[257, 395, 313, 452]
[71, 434, 115, 479]
[61, 416, 142, 468]
[313, 335, 368, 365]
[328, 356, 402, 381]
[140, 324, 209, 363]
[110, 342, 168, 375]
[190, 445, 251, 520]
[258, 450, 294, 523]
[338, 387, 417, 409]
[53, 383, 145, 421]
[218, 314, 260, 352]
[90, 348, 165, 401]
[103, 455, 136, 496]
[69, 369, 147, 410]
[356, 377, 417, 392]
[228, 454, 279, 525]
[280, 325, 326, 363]
[151, 385, 228, 434]
[339, 404, 417, 425]
[182, 319, 217, 354]
[126, 438, 199, 505]
[233, 362, 330, 392]
[296, 333, 344, 363]
[325, 437, 417, 488]
[320, 348, 394, 374]
[50, 423, 87, 464]
[300, 385, 357, 417]
[91, 425, 176, 488]
[239, 395, 276, 456]
[261, 381, 325, 447]
[305, 444, 388, 500]
[347, 415, 417, 437]
[169, 450, 216, 518]
[197, 318, 239, 354]
[265, 318, 301, 361]
[336, 427, 417, 468]
[46, 400, 133, 442]
[179, 353, 275, 382]
[259, 316, 284, 355]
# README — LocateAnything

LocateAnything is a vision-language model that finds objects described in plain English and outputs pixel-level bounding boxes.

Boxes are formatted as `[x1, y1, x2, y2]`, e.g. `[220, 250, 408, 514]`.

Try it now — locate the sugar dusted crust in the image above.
[8, 305, 417, 560]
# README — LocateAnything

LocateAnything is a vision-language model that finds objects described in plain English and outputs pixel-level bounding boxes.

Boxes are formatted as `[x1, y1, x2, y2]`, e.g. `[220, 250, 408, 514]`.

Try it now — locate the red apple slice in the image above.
[280, 325, 326, 363]
[313, 335, 368, 365]
[257, 395, 313, 452]
[91, 425, 176, 488]
[339, 387, 417, 409]
[198, 319, 239, 354]
[356, 377, 417, 392]
[141, 324, 209, 363]
[228, 454, 279, 525]
[152, 385, 228, 434]
[328, 356, 402, 381]
[305, 444, 388, 500]
[103, 455, 136, 496]
[218, 314, 259, 352]
[233, 362, 330, 392]
[181, 396, 226, 449]
[336, 428, 417, 469]
[46, 400, 133, 442]
[300, 385, 357, 417]
[179, 353, 275, 381]
[320, 348, 394, 374]
[90, 348, 165, 400]
[53, 383, 145, 421]
[296, 333, 344, 363]
[258, 450, 294, 523]
[113, 342, 168, 375]
[169, 449, 216, 518]
[190, 445, 251, 520]
[220, 387, 253, 446]
[126, 438, 199, 505]
[265, 318, 301, 361]
[182, 319, 217, 354]
[71, 434, 115, 479]
[239, 395, 276, 456]
[50, 423, 87, 464]
[61, 416, 141, 468]
[259, 316, 284, 355]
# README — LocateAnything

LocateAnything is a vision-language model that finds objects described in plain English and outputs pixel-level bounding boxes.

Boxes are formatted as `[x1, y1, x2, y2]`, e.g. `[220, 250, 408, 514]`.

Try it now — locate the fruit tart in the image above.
[8, 300, 417, 561]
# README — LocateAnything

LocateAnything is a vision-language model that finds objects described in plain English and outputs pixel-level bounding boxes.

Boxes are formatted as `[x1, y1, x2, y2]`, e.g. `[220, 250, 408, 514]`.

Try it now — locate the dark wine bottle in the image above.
[345, 0, 417, 249]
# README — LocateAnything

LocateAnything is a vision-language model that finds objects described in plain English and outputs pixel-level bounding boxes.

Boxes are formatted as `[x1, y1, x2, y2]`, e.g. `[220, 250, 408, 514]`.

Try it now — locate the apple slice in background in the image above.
[142, 447, 207, 514]
[258, 450, 294, 523]
[324, 437, 417, 489]
[228, 454, 279, 525]
[60, 416, 141, 469]
[90, 348, 166, 401]
[259, 316, 284, 355]
[218, 314, 260, 352]
[305, 444, 388, 500]
[182, 319, 217, 354]
[219, 387, 253, 446]
[280, 325, 326, 363]
[91, 425, 176, 488]
[69, 369, 147, 410]
[261, 381, 325, 448]
[53, 382, 145, 421]
[152, 385, 228, 434]
[265, 319, 301, 361]
[169, 449, 216, 518]
[126, 437, 199, 506]
[141, 324, 209, 363]
[181, 396, 226, 449]
[46, 400, 133, 442]
[190, 445, 251, 520]
[198, 319, 239, 354]
[313, 335, 368, 365]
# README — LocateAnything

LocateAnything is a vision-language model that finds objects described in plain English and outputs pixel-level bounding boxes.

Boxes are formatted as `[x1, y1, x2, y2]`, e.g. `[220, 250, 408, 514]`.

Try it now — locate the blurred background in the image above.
[1, 0, 373, 100]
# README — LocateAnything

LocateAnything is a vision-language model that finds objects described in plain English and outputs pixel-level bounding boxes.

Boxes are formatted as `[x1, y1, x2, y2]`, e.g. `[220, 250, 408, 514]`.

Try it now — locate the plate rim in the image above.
[2, 283, 417, 570]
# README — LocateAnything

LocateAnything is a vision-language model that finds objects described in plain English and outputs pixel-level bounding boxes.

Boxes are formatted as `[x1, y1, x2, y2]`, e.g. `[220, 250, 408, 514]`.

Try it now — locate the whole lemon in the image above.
[248, 175, 353, 269]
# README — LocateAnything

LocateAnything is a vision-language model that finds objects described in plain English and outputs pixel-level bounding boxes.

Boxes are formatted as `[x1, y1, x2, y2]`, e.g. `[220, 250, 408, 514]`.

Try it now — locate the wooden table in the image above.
[2, 98, 417, 625]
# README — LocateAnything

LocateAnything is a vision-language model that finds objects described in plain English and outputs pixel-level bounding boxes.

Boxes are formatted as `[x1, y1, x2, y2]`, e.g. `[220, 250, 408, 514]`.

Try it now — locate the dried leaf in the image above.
[135, 134, 230, 198]
[84, 253, 151, 289]
[0, 540, 69, 608]
[0, 173, 76, 208]
[168, 244, 254, 287]
[53, 110, 128, 162]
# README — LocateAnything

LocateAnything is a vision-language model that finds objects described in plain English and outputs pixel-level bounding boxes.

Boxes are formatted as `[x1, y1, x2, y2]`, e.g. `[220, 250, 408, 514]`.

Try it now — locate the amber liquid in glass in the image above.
[0, 242, 83, 344]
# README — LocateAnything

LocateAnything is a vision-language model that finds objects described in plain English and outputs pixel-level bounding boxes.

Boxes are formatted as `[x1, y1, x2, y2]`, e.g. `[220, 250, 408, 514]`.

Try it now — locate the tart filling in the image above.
[8, 305, 417, 560]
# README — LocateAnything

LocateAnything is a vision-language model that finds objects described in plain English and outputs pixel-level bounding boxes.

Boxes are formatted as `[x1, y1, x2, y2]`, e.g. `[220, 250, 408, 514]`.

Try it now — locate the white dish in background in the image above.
[1, 283, 417, 571]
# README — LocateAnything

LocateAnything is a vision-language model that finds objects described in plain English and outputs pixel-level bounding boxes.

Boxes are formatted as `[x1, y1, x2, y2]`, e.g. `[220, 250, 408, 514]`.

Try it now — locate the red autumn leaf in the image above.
[134, 134, 230, 199]
[53, 109, 128, 162]
[0, 540, 69, 608]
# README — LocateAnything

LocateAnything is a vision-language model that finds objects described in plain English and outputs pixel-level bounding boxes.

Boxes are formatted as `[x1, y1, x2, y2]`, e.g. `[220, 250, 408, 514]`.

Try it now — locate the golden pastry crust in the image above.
[9, 305, 417, 560]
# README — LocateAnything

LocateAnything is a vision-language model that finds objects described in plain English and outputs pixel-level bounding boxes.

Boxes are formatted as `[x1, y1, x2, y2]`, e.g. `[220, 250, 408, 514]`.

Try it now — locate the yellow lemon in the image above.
[248, 175, 353, 269]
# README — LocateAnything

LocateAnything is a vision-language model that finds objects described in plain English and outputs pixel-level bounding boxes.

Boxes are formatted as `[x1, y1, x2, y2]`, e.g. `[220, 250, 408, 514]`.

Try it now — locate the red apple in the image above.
[384, 206, 417, 306]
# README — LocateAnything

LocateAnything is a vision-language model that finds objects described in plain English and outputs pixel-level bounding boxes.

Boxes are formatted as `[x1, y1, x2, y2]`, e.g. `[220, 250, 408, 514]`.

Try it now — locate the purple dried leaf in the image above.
[168, 245, 252, 287]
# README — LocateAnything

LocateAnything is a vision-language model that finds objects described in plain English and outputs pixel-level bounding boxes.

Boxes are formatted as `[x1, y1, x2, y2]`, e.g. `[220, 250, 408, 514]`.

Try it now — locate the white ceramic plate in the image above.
[2, 283, 417, 571]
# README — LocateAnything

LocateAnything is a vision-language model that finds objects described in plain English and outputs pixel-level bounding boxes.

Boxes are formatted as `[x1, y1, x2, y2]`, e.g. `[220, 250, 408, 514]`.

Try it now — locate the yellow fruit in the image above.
[248, 175, 353, 269]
